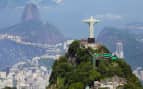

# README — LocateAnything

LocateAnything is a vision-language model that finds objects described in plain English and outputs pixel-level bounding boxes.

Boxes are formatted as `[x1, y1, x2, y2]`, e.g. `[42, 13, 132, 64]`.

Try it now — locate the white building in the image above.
[0, 40, 70, 89]
[140, 71, 143, 81]
[93, 76, 126, 89]
[0, 60, 52, 89]
[115, 41, 124, 59]
[0, 72, 6, 79]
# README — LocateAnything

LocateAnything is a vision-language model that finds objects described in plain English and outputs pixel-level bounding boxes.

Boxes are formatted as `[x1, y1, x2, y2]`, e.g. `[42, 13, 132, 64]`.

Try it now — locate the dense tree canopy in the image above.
[48, 40, 143, 89]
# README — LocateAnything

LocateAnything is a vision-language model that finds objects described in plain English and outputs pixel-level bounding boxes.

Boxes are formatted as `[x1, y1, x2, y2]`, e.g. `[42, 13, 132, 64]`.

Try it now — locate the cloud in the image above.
[0, 0, 63, 8]
[95, 13, 123, 20]
[53, 0, 64, 4]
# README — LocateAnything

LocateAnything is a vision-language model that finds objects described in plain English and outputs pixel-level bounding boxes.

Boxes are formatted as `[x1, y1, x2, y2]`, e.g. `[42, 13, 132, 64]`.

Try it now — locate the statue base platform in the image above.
[88, 38, 95, 43]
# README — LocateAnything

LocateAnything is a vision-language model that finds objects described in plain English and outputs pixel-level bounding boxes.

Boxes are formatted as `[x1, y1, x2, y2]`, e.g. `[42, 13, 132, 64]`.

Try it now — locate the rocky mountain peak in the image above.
[22, 3, 40, 22]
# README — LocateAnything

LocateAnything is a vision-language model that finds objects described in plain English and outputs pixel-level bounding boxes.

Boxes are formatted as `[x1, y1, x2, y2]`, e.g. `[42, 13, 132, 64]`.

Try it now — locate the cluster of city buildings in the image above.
[0, 39, 74, 89]
[85, 76, 126, 89]
[0, 57, 52, 89]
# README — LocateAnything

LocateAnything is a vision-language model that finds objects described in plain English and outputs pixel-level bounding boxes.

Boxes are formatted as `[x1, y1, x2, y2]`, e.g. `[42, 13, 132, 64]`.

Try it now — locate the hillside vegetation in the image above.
[48, 41, 143, 89]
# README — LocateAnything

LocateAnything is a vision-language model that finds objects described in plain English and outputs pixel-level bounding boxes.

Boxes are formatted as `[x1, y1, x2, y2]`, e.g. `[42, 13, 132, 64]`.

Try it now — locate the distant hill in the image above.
[97, 26, 143, 68]
[0, 3, 65, 70]
[0, 3, 65, 44]
[0, 20, 65, 44]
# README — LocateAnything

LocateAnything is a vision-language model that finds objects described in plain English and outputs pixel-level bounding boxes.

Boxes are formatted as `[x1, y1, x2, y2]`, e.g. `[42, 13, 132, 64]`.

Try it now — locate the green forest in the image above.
[48, 40, 143, 89]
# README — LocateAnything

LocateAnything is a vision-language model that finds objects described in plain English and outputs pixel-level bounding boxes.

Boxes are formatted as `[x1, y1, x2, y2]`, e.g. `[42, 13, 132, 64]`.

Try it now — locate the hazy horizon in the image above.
[0, 0, 143, 38]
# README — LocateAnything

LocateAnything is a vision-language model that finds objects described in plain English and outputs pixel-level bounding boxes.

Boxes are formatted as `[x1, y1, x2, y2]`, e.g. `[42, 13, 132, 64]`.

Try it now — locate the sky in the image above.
[0, 0, 143, 38]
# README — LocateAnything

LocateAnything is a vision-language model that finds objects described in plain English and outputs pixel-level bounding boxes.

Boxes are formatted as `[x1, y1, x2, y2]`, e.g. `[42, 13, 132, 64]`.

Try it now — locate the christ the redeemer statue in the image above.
[83, 16, 100, 43]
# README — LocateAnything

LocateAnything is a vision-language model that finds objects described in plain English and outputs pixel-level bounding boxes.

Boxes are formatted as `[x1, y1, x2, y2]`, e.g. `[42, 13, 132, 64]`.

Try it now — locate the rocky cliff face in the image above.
[22, 3, 40, 22]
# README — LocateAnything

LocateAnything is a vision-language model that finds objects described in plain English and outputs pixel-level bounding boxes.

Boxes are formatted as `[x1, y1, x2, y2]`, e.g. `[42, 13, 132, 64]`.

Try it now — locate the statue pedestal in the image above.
[88, 38, 95, 43]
